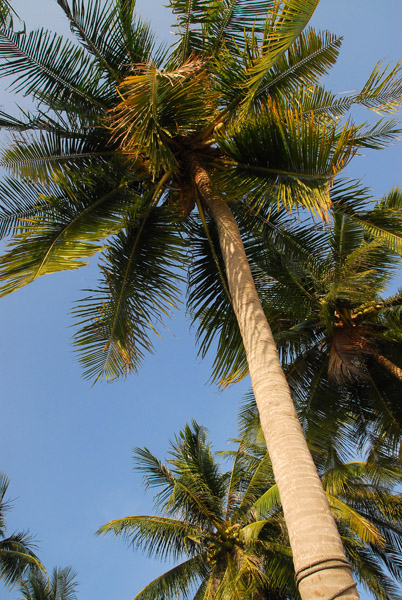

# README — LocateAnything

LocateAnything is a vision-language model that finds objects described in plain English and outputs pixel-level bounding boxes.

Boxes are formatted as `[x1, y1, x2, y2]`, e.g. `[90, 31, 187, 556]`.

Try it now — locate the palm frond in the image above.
[110, 58, 216, 176]
[133, 446, 176, 509]
[0, 177, 52, 239]
[244, 0, 319, 102]
[355, 60, 402, 114]
[0, 173, 133, 295]
[258, 28, 342, 101]
[132, 555, 206, 600]
[0, 25, 110, 109]
[97, 515, 203, 562]
[72, 205, 185, 382]
[56, 0, 158, 81]
[216, 101, 355, 220]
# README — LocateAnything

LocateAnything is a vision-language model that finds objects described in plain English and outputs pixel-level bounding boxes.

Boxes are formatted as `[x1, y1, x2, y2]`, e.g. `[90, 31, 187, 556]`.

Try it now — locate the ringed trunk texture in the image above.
[187, 153, 359, 600]
[372, 351, 402, 382]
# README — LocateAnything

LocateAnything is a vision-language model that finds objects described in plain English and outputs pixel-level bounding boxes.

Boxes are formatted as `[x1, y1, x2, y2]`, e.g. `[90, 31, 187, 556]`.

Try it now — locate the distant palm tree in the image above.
[98, 421, 402, 599]
[17, 566, 78, 600]
[0, 473, 43, 587]
[1, 2, 401, 596]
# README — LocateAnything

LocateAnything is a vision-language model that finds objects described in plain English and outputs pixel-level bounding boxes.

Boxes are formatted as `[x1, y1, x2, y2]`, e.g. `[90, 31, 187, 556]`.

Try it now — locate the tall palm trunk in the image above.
[372, 351, 402, 382]
[186, 153, 359, 600]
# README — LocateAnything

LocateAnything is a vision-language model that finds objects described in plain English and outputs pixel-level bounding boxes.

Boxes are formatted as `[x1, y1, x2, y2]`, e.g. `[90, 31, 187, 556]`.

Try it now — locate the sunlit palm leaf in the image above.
[216, 102, 355, 219]
[57, 0, 158, 81]
[97, 515, 203, 561]
[0, 174, 134, 295]
[244, 0, 319, 101]
[132, 556, 207, 600]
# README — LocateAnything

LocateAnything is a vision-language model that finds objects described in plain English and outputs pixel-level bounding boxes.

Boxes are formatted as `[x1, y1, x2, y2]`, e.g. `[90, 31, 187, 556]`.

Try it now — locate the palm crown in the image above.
[0, 0, 401, 381]
[99, 421, 402, 600]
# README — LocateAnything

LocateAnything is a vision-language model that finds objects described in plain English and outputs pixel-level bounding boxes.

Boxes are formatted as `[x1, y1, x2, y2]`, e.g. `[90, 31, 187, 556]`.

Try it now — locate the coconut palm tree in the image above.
[202, 182, 402, 455]
[99, 421, 297, 600]
[0, 473, 43, 588]
[99, 421, 402, 600]
[1, 2, 402, 596]
[17, 566, 78, 600]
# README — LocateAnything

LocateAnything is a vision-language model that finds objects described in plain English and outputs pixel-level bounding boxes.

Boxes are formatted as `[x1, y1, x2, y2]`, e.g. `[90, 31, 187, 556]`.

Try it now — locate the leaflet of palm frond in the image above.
[72, 206, 185, 383]
[354, 60, 402, 115]
[169, 0, 278, 65]
[257, 28, 342, 101]
[18, 566, 78, 600]
[351, 118, 401, 151]
[0, 129, 113, 184]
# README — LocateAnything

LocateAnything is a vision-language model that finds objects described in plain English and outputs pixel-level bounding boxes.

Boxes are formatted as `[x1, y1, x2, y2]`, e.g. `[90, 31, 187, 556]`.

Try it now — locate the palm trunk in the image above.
[187, 153, 359, 600]
[372, 351, 402, 382]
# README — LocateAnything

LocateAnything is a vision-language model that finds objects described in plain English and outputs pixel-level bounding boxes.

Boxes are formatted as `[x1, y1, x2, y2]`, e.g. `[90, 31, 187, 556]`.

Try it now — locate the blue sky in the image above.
[1, 1, 401, 599]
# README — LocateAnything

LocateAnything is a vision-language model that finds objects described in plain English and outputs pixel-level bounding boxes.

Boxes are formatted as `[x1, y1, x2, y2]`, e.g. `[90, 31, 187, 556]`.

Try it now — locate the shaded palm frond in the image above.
[72, 205, 185, 382]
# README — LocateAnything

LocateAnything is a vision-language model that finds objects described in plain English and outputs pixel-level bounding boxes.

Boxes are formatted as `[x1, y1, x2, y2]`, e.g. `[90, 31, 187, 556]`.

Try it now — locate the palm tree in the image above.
[17, 566, 78, 600]
[0, 473, 43, 588]
[99, 421, 402, 600]
[207, 182, 402, 455]
[0, 2, 401, 596]
[99, 421, 297, 599]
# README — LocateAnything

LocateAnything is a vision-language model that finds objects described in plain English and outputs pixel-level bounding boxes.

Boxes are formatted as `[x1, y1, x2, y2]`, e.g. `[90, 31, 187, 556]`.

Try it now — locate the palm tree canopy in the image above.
[98, 421, 402, 600]
[17, 566, 78, 600]
[0, 0, 401, 382]
[0, 473, 44, 587]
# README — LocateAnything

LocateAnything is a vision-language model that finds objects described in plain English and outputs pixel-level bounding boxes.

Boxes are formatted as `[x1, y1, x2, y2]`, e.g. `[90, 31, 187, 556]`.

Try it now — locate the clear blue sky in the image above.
[1, 1, 401, 599]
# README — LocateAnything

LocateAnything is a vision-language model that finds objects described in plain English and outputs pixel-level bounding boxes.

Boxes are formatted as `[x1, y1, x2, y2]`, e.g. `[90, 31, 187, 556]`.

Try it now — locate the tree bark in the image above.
[187, 153, 359, 600]
[372, 351, 402, 382]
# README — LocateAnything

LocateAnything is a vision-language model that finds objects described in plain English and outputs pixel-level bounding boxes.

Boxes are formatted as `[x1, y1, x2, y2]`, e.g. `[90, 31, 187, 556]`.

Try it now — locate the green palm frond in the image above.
[0, 535, 43, 586]
[355, 60, 402, 114]
[0, 25, 111, 109]
[351, 118, 401, 150]
[328, 494, 385, 547]
[0, 173, 134, 296]
[133, 447, 176, 509]
[56, 0, 158, 81]
[259, 28, 342, 101]
[335, 187, 402, 256]
[133, 556, 206, 600]
[97, 515, 203, 561]
[206, 0, 277, 54]
[166, 423, 226, 525]
[0, 177, 52, 239]
[216, 101, 355, 219]
[18, 566, 78, 600]
[234, 453, 274, 520]
[302, 60, 402, 120]
[72, 205, 185, 382]
[244, 0, 319, 101]
[0, 0, 16, 28]
[110, 58, 216, 176]
[0, 473, 44, 588]
[0, 130, 111, 183]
